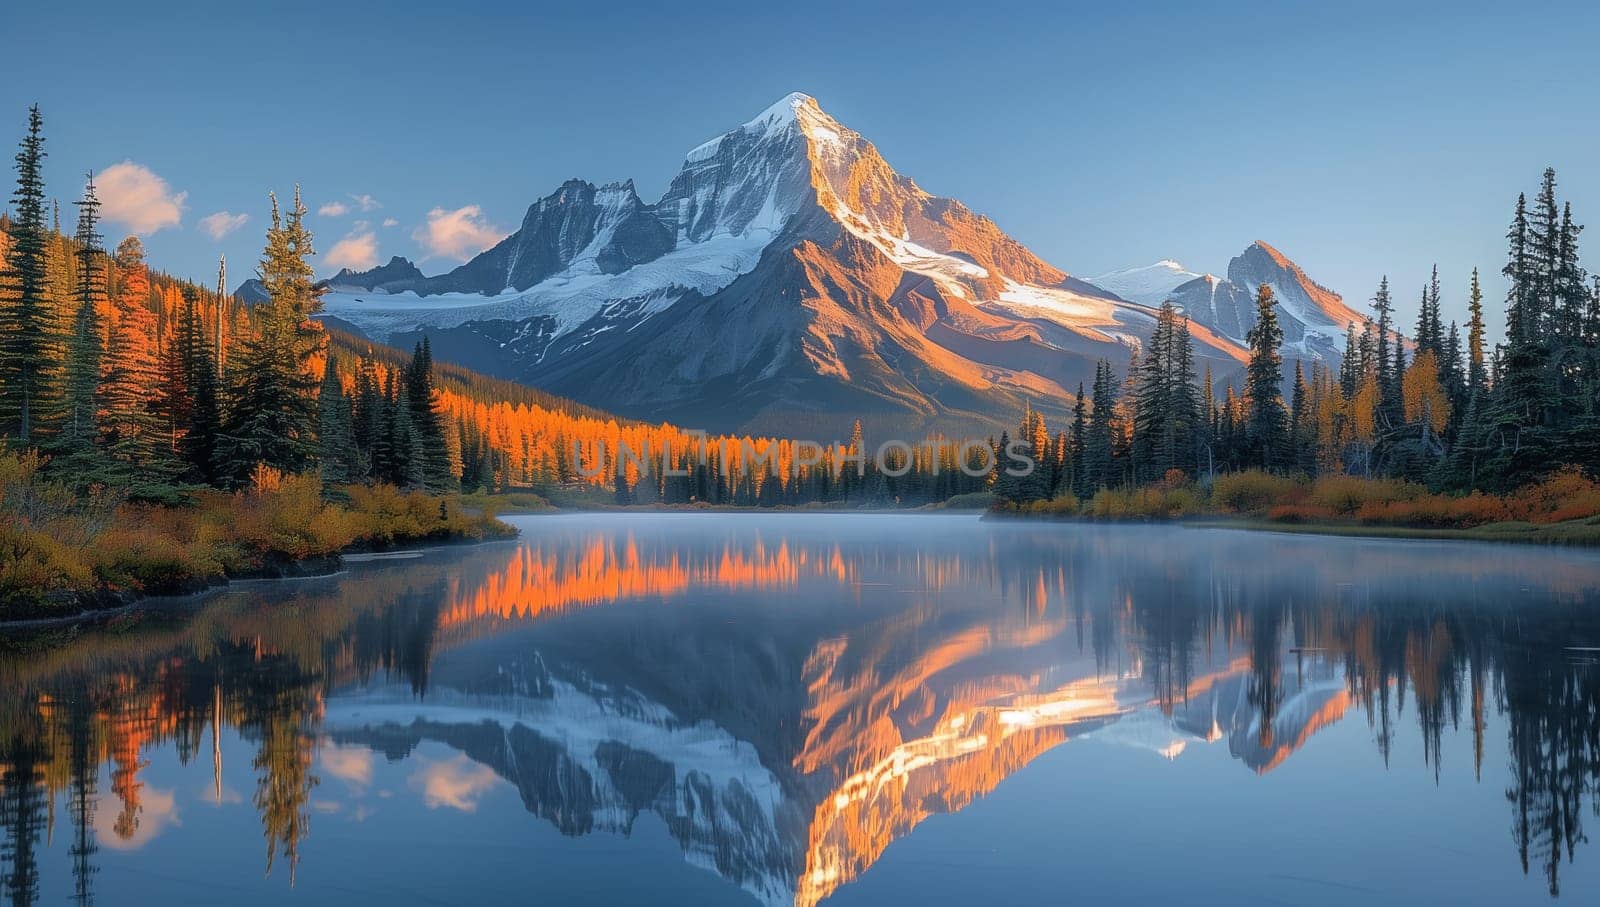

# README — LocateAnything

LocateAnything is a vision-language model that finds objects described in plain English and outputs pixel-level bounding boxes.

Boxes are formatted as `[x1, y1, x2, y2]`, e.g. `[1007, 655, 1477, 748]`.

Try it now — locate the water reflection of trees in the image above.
[3, 528, 1600, 901]
[0, 566, 448, 905]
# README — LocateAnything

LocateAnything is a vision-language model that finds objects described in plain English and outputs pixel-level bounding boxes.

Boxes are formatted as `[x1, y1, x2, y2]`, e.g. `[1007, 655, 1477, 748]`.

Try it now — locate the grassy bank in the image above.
[1, 451, 516, 622]
[989, 468, 1600, 547]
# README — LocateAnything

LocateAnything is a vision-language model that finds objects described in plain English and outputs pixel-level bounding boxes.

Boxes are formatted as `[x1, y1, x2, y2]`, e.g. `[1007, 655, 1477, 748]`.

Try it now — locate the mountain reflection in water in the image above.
[3, 513, 1600, 906]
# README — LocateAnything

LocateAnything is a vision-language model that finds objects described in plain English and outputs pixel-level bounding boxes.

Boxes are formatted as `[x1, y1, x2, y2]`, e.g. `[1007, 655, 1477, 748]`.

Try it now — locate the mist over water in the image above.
[4, 513, 1600, 905]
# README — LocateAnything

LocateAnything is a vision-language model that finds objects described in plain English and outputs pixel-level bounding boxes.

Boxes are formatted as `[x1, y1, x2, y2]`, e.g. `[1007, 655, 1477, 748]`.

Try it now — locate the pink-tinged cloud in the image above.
[327, 231, 380, 272]
[410, 755, 500, 812]
[98, 161, 186, 234]
[318, 201, 350, 217]
[94, 786, 180, 850]
[319, 741, 375, 787]
[198, 210, 249, 240]
[413, 205, 505, 262]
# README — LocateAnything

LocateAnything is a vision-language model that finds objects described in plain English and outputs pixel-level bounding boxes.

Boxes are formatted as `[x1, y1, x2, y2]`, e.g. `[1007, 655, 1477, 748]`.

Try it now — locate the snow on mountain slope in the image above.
[1087, 260, 1202, 306]
[326, 676, 798, 907]
[323, 231, 773, 344]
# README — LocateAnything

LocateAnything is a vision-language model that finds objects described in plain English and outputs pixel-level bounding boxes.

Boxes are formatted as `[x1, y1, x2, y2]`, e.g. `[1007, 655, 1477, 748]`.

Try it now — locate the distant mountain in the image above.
[232, 277, 270, 305]
[326, 255, 426, 292]
[1164, 241, 1369, 362]
[1087, 260, 1201, 306]
[319, 94, 1276, 435]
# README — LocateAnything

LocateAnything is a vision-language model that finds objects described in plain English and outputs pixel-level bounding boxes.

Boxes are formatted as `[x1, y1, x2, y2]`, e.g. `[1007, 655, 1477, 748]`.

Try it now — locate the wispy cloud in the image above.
[318, 201, 350, 217]
[381, 217, 399, 228]
[198, 210, 249, 240]
[349, 193, 381, 212]
[413, 205, 505, 262]
[326, 230, 380, 272]
[98, 161, 186, 234]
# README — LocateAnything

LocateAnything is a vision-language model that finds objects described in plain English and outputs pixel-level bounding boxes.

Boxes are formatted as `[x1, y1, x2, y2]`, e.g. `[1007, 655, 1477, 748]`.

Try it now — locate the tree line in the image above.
[993, 166, 1599, 507]
[0, 106, 459, 501]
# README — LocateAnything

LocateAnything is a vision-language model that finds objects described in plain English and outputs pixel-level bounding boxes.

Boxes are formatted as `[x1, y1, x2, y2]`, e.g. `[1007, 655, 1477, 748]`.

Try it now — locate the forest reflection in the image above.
[3, 518, 1600, 906]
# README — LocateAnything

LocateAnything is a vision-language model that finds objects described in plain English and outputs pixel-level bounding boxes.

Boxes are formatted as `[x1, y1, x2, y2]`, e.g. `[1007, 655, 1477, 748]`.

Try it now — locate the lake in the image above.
[4, 512, 1600, 906]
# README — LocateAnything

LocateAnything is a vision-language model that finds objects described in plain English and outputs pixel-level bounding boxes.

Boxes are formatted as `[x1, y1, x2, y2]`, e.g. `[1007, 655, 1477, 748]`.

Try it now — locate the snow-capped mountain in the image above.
[322, 94, 1264, 434]
[1087, 260, 1202, 306]
[1099, 242, 1371, 364]
[1165, 241, 1369, 362]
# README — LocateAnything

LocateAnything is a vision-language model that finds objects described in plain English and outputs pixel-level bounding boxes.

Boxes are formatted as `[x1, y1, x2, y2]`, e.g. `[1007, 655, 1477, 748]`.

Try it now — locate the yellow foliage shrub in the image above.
[1506, 467, 1600, 524]
[1308, 475, 1425, 515]
[1210, 471, 1298, 514]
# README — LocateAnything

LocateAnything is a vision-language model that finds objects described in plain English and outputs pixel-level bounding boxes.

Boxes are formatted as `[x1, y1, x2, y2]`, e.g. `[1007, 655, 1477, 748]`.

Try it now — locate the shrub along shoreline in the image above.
[1, 451, 519, 622]
[986, 468, 1600, 547]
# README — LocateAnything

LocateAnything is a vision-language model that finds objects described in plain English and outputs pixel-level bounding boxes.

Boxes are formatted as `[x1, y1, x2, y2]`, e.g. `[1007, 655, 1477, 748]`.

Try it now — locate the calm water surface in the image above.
[4, 513, 1600, 906]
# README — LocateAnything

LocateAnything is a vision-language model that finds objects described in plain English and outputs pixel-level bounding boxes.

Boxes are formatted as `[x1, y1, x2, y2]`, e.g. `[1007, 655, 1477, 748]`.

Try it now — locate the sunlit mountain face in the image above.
[5, 515, 1600, 904]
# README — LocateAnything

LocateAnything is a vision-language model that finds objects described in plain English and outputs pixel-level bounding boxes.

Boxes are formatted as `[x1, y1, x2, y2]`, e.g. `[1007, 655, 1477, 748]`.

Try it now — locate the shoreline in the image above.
[1, 527, 518, 627]
[981, 509, 1600, 547]
[0, 531, 523, 632]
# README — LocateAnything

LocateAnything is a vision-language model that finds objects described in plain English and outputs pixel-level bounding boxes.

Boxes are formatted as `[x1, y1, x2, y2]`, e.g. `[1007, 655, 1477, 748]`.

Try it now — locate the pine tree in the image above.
[404, 337, 455, 493]
[1554, 201, 1587, 344]
[1288, 360, 1310, 473]
[101, 237, 166, 466]
[1069, 383, 1088, 498]
[1415, 265, 1444, 355]
[0, 105, 59, 443]
[1131, 302, 1198, 482]
[1371, 276, 1399, 426]
[1443, 320, 1465, 417]
[316, 355, 356, 487]
[1084, 360, 1117, 490]
[389, 379, 423, 489]
[59, 173, 106, 458]
[1339, 323, 1360, 398]
[1466, 267, 1487, 396]
[180, 289, 223, 486]
[1501, 188, 1550, 428]
[1528, 168, 1561, 340]
[218, 191, 324, 484]
[1243, 283, 1287, 470]
[351, 354, 383, 479]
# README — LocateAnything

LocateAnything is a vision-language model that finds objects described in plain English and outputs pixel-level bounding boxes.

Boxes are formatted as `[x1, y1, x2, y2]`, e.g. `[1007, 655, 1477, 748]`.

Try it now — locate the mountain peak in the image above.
[745, 92, 817, 128]
[1088, 260, 1201, 305]
[1245, 240, 1293, 269]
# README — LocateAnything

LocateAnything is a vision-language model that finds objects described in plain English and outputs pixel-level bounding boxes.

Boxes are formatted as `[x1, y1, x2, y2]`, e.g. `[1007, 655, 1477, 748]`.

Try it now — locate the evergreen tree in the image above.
[1371, 276, 1399, 426]
[1443, 320, 1465, 416]
[218, 190, 324, 484]
[59, 173, 106, 459]
[1069, 383, 1088, 498]
[0, 105, 59, 442]
[1288, 360, 1310, 473]
[1130, 302, 1198, 482]
[1466, 267, 1487, 396]
[351, 354, 383, 479]
[317, 355, 356, 487]
[404, 337, 454, 492]
[1243, 283, 1287, 469]
[1339, 323, 1360, 398]
[101, 237, 166, 466]
[1415, 265, 1444, 355]
[178, 288, 223, 485]
[1084, 360, 1117, 490]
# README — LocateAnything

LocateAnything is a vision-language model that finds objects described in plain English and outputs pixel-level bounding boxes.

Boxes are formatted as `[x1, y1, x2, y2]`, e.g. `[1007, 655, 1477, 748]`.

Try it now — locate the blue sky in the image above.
[4, 0, 1597, 340]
